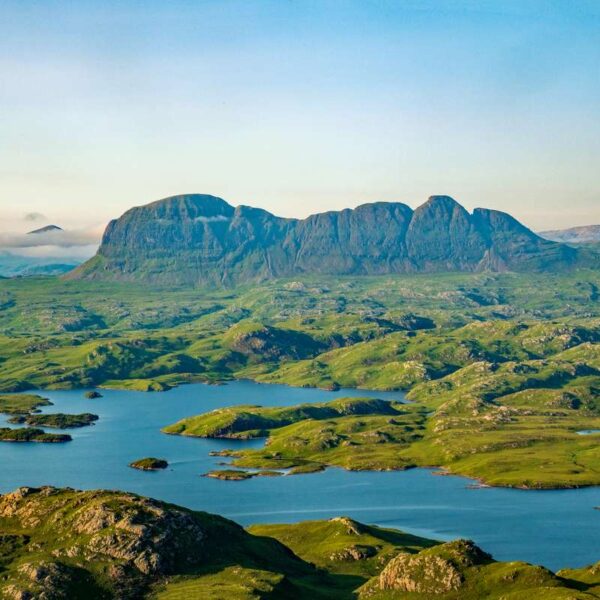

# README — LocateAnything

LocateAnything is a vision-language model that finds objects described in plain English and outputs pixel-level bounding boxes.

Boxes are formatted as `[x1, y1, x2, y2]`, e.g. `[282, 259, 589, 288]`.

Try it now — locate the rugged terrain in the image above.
[70, 194, 585, 285]
[1, 271, 600, 487]
[0, 486, 598, 600]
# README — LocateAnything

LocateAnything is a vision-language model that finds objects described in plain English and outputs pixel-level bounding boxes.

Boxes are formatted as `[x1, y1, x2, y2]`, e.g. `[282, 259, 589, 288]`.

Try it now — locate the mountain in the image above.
[0, 253, 81, 278]
[27, 224, 63, 234]
[19, 262, 81, 276]
[541, 224, 600, 244]
[70, 194, 582, 286]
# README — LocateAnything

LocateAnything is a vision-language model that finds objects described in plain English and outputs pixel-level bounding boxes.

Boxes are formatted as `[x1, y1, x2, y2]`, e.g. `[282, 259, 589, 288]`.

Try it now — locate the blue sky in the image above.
[0, 0, 599, 243]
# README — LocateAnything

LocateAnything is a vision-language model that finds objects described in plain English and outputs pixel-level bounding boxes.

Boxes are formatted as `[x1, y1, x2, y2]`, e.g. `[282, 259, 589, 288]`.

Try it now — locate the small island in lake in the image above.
[8, 413, 99, 429]
[205, 469, 283, 481]
[0, 427, 72, 443]
[0, 394, 53, 415]
[129, 457, 169, 471]
[85, 390, 103, 399]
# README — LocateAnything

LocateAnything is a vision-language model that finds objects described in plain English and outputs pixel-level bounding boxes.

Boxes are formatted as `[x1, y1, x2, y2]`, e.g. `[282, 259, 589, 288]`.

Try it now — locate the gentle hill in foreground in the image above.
[69, 193, 583, 285]
[1, 486, 599, 599]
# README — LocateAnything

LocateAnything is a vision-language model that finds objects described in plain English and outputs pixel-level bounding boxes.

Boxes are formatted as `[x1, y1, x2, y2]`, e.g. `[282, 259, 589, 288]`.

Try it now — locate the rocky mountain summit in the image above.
[27, 225, 63, 235]
[70, 194, 582, 285]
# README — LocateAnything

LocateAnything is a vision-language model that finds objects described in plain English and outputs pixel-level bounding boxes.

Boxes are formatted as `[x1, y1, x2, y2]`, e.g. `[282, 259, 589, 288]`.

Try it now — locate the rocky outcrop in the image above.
[377, 540, 491, 594]
[330, 545, 377, 562]
[225, 322, 325, 361]
[70, 194, 582, 285]
[0, 486, 327, 599]
[0, 487, 226, 598]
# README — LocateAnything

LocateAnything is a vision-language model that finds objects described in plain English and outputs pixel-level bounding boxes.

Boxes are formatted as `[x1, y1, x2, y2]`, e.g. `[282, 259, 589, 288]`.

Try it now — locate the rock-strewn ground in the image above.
[1, 487, 598, 599]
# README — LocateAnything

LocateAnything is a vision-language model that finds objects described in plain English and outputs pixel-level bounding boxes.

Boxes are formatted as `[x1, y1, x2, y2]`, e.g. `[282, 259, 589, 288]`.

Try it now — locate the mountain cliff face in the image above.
[71, 194, 580, 285]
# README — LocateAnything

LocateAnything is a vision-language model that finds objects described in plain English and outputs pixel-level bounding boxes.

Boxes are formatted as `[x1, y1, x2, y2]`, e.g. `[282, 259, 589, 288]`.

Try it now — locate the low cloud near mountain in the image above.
[0, 213, 104, 260]
[0, 226, 103, 249]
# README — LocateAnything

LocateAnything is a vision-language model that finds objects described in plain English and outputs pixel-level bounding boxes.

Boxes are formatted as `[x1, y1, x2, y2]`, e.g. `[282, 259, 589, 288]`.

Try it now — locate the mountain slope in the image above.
[70, 194, 581, 285]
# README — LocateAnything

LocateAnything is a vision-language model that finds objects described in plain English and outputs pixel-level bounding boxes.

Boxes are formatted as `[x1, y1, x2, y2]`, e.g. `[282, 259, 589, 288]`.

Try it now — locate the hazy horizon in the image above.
[1, 0, 599, 256]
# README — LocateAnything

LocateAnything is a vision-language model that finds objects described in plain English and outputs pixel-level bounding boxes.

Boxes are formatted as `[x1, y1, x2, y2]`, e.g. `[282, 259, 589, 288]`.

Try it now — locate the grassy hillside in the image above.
[0, 271, 598, 394]
[0, 486, 598, 600]
[165, 350, 600, 487]
[1, 272, 600, 486]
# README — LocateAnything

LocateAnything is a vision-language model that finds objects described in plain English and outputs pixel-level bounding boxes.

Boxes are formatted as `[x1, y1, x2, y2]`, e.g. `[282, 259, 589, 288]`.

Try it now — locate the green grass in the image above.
[8, 412, 98, 428]
[164, 398, 425, 475]
[0, 427, 71, 443]
[1, 272, 600, 487]
[162, 397, 403, 438]
[0, 271, 599, 393]
[151, 567, 287, 599]
[129, 457, 169, 470]
[0, 393, 52, 414]
[0, 486, 599, 599]
[164, 352, 600, 487]
[248, 518, 437, 578]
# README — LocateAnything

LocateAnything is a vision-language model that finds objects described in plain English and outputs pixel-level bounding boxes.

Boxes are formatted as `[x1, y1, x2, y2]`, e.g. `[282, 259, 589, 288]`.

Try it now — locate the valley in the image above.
[0, 270, 599, 488]
[1, 261, 600, 597]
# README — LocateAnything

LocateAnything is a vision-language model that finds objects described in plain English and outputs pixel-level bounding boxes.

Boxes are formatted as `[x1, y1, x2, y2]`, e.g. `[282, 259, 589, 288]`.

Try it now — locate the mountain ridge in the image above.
[27, 224, 63, 235]
[70, 193, 583, 285]
[541, 224, 600, 244]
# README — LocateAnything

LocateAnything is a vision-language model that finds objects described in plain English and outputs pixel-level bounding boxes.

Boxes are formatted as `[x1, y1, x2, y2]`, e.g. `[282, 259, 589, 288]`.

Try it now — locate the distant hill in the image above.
[540, 224, 600, 244]
[0, 253, 81, 277]
[27, 224, 63, 235]
[70, 194, 586, 286]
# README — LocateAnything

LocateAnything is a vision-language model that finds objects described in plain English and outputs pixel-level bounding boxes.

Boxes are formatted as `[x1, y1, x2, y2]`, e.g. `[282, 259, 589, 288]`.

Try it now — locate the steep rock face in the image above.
[288, 202, 414, 274]
[100, 194, 236, 252]
[71, 193, 582, 285]
[406, 196, 487, 271]
[473, 208, 575, 271]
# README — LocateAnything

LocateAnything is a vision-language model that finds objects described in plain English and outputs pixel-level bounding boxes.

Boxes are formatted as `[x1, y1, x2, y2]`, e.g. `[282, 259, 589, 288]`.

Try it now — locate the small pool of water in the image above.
[0, 380, 598, 571]
[577, 430, 600, 435]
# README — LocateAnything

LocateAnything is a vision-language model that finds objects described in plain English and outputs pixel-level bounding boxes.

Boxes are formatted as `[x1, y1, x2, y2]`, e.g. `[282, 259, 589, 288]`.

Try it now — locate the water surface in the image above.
[0, 381, 598, 571]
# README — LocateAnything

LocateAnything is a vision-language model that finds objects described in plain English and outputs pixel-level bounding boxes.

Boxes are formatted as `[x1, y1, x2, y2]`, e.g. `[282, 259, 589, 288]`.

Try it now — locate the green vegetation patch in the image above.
[166, 397, 426, 474]
[1, 273, 600, 487]
[0, 486, 338, 600]
[0, 427, 71, 443]
[151, 566, 287, 599]
[163, 397, 403, 439]
[8, 413, 99, 429]
[129, 457, 169, 471]
[0, 394, 52, 415]
[0, 486, 598, 599]
[249, 517, 437, 579]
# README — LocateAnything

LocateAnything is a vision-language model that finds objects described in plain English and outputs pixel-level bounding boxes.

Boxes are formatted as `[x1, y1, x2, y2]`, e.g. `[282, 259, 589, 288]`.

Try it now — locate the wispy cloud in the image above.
[0, 225, 103, 250]
[24, 212, 47, 222]
[194, 215, 230, 223]
[0, 219, 104, 259]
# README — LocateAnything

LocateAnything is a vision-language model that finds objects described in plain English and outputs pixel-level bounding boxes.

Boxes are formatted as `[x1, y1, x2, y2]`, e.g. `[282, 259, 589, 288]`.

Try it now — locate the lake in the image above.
[0, 380, 598, 572]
